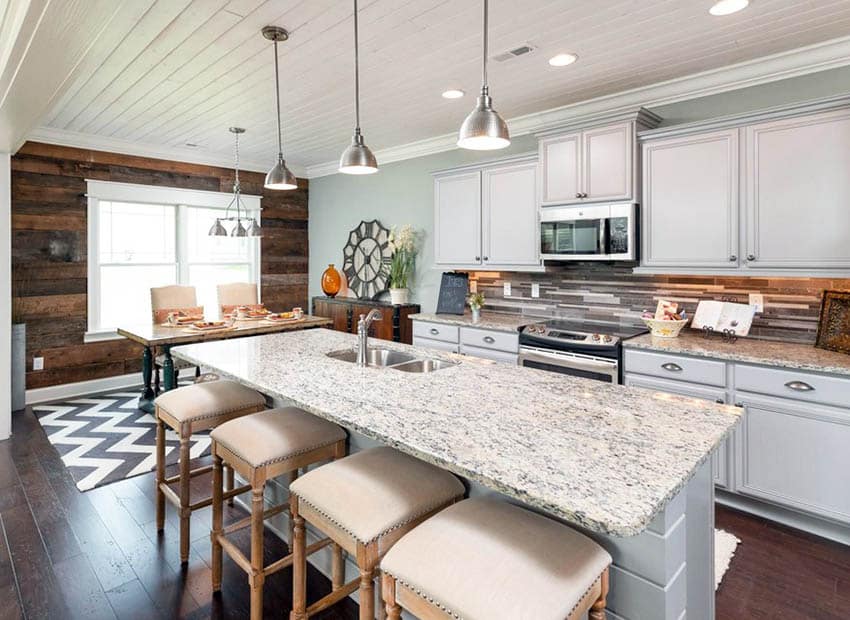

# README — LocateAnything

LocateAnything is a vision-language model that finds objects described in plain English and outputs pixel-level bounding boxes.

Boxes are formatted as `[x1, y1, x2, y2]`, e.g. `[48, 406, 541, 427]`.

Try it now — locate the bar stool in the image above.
[380, 498, 612, 620]
[209, 407, 347, 620]
[155, 379, 266, 563]
[289, 447, 465, 620]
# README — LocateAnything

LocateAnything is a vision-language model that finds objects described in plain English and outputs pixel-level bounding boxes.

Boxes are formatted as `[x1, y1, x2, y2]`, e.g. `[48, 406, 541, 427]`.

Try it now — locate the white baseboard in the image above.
[26, 372, 140, 405]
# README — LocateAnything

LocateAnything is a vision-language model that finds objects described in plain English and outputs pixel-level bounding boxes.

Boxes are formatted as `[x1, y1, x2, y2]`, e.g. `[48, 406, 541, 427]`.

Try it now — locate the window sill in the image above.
[84, 330, 124, 344]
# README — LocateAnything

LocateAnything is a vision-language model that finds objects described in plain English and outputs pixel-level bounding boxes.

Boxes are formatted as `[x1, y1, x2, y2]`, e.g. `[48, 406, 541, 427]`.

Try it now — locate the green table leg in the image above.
[163, 346, 176, 391]
[139, 346, 155, 413]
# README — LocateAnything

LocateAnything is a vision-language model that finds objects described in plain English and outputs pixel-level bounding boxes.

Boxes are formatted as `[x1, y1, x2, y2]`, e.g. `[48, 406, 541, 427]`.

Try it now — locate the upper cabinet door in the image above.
[434, 171, 481, 265]
[539, 132, 581, 205]
[745, 109, 850, 269]
[641, 129, 739, 268]
[482, 162, 539, 266]
[583, 122, 633, 202]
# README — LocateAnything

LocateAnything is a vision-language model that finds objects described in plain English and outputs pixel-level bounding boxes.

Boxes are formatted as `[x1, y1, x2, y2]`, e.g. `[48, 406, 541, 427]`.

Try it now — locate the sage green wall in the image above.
[309, 67, 850, 313]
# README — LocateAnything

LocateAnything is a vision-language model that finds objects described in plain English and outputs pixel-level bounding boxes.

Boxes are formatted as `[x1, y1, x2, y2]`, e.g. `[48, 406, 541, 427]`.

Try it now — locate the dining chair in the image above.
[150, 285, 202, 389]
[217, 282, 260, 316]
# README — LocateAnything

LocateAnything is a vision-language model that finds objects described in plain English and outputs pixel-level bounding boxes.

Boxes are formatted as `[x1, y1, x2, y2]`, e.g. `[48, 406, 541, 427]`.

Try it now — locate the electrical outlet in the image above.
[469, 280, 478, 293]
[748, 293, 764, 313]
[33, 356, 44, 371]
[503, 282, 511, 296]
[531, 283, 540, 298]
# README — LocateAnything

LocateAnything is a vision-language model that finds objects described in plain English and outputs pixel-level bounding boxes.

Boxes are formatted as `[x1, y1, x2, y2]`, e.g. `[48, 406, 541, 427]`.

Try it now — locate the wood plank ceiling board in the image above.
[16, 0, 850, 169]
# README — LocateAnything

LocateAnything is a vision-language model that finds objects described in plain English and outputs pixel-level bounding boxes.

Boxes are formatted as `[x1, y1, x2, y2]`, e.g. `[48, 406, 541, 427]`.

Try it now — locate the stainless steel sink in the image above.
[326, 348, 416, 367]
[391, 359, 458, 373]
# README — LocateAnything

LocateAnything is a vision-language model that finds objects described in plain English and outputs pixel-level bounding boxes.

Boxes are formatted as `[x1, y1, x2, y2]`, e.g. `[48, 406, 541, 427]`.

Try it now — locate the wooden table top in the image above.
[117, 315, 331, 347]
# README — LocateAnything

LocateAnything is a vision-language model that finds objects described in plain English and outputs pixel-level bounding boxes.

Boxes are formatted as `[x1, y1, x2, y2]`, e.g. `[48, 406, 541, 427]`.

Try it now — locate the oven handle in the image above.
[518, 346, 619, 376]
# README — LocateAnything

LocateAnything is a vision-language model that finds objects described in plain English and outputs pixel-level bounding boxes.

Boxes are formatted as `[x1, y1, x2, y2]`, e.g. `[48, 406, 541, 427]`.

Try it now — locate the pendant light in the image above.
[457, 0, 510, 150]
[339, 0, 378, 174]
[209, 127, 262, 237]
[262, 26, 297, 190]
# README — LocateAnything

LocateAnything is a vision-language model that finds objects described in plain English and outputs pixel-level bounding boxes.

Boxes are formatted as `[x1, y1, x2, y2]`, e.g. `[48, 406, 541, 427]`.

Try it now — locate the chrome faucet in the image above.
[356, 309, 383, 366]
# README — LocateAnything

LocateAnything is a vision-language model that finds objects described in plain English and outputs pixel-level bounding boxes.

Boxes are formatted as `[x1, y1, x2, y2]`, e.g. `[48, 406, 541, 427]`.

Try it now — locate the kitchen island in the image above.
[173, 328, 741, 619]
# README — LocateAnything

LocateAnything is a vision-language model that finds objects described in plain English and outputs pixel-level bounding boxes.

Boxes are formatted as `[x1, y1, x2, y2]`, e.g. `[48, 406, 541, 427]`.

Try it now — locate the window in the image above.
[86, 180, 261, 339]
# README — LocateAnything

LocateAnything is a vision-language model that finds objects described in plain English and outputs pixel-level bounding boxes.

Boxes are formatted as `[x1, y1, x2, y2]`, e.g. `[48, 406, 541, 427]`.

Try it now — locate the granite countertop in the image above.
[624, 330, 850, 377]
[409, 311, 535, 333]
[173, 329, 740, 537]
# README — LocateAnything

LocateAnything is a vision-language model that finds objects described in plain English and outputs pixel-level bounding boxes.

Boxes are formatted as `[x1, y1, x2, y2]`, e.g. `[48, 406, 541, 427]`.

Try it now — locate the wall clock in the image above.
[342, 219, 392, 299]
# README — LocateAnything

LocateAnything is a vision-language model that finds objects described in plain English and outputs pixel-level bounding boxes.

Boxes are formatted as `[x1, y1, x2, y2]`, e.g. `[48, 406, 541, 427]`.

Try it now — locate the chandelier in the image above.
[209, 127, 261, 237]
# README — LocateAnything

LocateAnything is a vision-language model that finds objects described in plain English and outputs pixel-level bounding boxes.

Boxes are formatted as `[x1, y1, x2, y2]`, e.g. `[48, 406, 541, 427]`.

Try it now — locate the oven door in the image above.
[518, 346, 620, 384]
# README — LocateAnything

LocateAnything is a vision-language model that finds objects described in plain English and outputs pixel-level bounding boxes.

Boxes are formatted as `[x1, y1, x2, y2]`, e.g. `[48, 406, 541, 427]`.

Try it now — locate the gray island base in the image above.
[173, 329, 740, 619]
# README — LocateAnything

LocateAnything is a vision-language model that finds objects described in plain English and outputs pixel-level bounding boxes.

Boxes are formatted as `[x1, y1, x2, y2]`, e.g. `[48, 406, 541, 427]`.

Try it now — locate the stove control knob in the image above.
[592, 334, 601, 341]
[602, 335, 613, 343]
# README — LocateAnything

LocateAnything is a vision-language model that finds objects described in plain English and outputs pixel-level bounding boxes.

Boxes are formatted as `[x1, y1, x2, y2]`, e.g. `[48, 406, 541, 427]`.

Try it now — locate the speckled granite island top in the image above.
[173, 329, 741, 537]
[409, 311, 534, 333]
[625, 331, 850, 377]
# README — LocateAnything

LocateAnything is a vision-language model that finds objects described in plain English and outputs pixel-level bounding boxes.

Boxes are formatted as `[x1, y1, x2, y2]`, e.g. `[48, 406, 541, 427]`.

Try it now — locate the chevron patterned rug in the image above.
[33, 385, 211, 491]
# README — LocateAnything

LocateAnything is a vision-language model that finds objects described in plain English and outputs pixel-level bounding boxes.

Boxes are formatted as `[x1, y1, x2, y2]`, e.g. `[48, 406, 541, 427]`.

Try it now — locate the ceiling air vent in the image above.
[493, 44, 535, 62]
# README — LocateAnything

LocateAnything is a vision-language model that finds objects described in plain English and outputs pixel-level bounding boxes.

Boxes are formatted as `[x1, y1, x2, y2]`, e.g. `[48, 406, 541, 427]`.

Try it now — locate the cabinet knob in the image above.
[475, 256, 481, 261]
[661, 362, 683, 372]
[483, 256, 489, 261]
[746, 254, 756, 261]
[575, 193, 582, 199]
[785, 380, 815, 392]
[729, 255, 737, 262]
[735, 402, 744, 408]
[715, 398, 725, 404]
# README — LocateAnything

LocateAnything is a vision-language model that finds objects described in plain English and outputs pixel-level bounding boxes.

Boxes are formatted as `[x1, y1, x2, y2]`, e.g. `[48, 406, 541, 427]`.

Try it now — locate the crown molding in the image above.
[305, 34, 850, 178]
[24, 125, 309, 178]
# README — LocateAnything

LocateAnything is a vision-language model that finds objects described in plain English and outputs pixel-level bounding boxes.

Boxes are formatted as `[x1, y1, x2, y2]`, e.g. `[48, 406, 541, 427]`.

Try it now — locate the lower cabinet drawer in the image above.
[412, 321, 459, 344]
[459, 327, 518, 353]
[624, 350, 726, 387]
[412, 336, 459, 354]
[460, 344, 518, 365]
[735, 364, 850, 409]
[735, 391, 850, 524]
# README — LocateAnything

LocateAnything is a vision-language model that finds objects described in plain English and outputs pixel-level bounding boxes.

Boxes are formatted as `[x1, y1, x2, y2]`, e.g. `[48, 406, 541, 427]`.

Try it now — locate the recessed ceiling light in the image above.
[548, 53, 578, 67]
[709, 0, 749, 16]
[442, 89, 465, 99]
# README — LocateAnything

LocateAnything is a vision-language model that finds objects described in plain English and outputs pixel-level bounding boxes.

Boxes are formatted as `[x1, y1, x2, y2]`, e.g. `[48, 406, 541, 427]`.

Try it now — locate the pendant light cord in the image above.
[233, 131, 242, 221]
[482, 0, 489, 92]
[353, 0, 361, 132]
[273, 39, 283, 157]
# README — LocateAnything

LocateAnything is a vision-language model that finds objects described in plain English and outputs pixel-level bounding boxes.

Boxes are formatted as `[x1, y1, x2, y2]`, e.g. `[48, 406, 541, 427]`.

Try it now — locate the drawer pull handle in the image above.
[735, 402, 743, 408]
[785, 380, 815, 392]
[483, 336, 495, 344]
[661, 363, 683, 372]
[715, 398, 725, 404]
[429, 328, 439, 335]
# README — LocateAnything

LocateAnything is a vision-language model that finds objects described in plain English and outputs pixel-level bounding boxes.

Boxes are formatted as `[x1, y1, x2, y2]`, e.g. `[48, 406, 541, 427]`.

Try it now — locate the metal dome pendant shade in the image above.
[263, 26, 298, 190]
[339, 0, 378, 175]
[208, 218, 227, 236]
[458, 0, 510, 150]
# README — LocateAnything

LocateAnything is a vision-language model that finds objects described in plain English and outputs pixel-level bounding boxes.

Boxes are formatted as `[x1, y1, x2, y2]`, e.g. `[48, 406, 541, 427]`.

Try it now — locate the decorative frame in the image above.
[815, 290, 850, 355]
[342, 219, 392, 300]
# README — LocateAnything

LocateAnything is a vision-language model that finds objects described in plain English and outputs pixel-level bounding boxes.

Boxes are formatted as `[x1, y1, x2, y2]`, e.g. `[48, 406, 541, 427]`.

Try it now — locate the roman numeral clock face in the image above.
[342, 220, 392, 300]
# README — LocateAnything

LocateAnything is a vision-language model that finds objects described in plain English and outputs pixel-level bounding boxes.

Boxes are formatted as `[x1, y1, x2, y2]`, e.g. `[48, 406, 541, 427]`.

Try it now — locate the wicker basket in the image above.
[642, 317, 689, 338]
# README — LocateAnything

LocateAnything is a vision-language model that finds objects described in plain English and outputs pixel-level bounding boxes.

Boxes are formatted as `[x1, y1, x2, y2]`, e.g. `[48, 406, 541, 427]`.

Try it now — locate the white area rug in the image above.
[715, 528, 741, 590]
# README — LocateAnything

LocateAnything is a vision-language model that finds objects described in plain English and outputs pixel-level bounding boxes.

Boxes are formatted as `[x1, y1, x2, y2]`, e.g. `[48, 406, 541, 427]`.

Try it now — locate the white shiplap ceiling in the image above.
[20, 0, 850, 174]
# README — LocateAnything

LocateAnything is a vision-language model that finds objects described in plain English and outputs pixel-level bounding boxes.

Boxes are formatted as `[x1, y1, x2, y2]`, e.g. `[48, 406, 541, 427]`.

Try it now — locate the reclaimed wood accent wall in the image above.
[11, 142, 308, 389]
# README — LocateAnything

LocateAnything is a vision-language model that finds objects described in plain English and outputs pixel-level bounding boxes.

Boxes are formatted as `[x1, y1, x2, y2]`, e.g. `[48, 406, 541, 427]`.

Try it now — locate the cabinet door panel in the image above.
[540, 133, 581, 205]
[434, 172, 481, 265]
[642, 130, 739, 268]
[746, 109, 850, 268]
[482, 163, 539, 266]
[583, 122, 632, 202]
[735, 392, 850, 523]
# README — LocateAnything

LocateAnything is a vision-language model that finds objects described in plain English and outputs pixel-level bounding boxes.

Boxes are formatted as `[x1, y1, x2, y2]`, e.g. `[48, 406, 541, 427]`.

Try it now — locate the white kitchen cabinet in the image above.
[744, 108, 850, 269]
[734, 392, 850, 525]
[641, 130, 739, 269]
[434, 171, 481, 265]
[539, 131, 581, 205]
[482, 162, 538, 266]
[412, 321, 518, 364]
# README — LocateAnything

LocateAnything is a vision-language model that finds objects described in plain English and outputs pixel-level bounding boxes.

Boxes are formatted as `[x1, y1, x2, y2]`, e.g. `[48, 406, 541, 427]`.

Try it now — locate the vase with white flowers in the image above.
[387, 225, 418, 305]
[468, 292, 485, 323]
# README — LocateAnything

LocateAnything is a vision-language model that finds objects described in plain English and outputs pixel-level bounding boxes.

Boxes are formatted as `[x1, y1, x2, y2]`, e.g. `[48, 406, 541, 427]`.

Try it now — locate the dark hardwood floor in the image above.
[2, 405, 849, 619]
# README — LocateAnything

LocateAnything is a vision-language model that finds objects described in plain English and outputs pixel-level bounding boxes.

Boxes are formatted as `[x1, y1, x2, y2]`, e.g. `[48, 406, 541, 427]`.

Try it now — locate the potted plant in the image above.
[468, 292, 485, 323]
[387, 225, 418, 305]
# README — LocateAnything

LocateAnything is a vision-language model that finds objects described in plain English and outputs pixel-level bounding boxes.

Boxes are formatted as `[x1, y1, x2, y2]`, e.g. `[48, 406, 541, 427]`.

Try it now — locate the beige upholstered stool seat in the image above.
[156, 379, 266, 427]
[211, 407, 347, 468]
[290, 446, 465, 546]
[381, 498, 612, 620]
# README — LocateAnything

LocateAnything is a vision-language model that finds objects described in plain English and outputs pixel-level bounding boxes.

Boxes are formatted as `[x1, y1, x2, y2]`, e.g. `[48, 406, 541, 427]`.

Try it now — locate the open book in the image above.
[692, 301, 756, 336]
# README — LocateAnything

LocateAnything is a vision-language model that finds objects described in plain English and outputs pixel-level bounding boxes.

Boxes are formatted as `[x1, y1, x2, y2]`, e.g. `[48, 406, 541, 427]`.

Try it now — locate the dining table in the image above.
[117, 314, 332, 413]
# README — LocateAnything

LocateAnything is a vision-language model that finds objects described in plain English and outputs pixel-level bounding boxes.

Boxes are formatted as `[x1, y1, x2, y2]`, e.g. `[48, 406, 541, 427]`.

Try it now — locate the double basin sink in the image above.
[326, 347, 456, 373]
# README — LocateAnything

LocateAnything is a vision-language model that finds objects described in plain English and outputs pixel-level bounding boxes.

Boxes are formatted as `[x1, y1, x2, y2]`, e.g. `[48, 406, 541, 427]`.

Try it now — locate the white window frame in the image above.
[85, 179, 262, 342]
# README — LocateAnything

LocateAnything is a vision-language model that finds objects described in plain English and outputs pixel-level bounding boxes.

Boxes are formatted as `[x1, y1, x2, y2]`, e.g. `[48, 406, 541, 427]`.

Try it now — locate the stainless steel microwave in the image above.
[540, 203, 636, 261]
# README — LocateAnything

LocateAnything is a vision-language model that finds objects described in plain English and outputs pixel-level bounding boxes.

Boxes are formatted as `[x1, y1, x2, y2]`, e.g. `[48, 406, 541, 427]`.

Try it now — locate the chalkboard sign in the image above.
[436, 272, 469, 315]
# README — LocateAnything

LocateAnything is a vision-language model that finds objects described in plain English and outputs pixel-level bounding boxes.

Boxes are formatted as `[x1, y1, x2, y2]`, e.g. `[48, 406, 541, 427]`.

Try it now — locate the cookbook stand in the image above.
[700, 326, 738, 343]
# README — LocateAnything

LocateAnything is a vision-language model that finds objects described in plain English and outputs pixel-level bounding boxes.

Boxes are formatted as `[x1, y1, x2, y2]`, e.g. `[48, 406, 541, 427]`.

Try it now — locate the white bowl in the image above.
[642, 317, 689, 338]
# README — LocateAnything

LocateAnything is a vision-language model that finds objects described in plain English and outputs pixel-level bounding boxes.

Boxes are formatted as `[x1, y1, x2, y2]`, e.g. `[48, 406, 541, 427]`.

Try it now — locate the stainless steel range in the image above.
[518, 320, 648, 384]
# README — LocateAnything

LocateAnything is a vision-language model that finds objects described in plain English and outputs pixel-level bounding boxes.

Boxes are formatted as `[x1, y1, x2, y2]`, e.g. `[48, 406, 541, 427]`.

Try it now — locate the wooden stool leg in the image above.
[589, 568, 610, 620]
[249, 483, 266, 620]
[155, 419, 166, 531]
[225, 465, 235, 507]
[289, 497, 307, 620]
[376, 571, 386, 620]
[287, 469, 299, 546]
[382, 573, 401, 620]
[358, 568, 375, 620]
[178, 431, 191, 564]
[211, 453, 224, 592]
[331, 543, 345, 591]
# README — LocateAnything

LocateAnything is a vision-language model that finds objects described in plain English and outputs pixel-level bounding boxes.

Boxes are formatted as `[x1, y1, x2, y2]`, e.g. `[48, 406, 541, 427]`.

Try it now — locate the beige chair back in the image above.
[150, 285, 201, 323]
[217, 282, 259, 315]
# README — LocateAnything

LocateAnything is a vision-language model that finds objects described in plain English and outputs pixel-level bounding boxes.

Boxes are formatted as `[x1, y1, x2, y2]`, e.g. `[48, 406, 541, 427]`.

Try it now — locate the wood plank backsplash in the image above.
[11, 142, 308, 390]
[471, 263, 850, 344]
